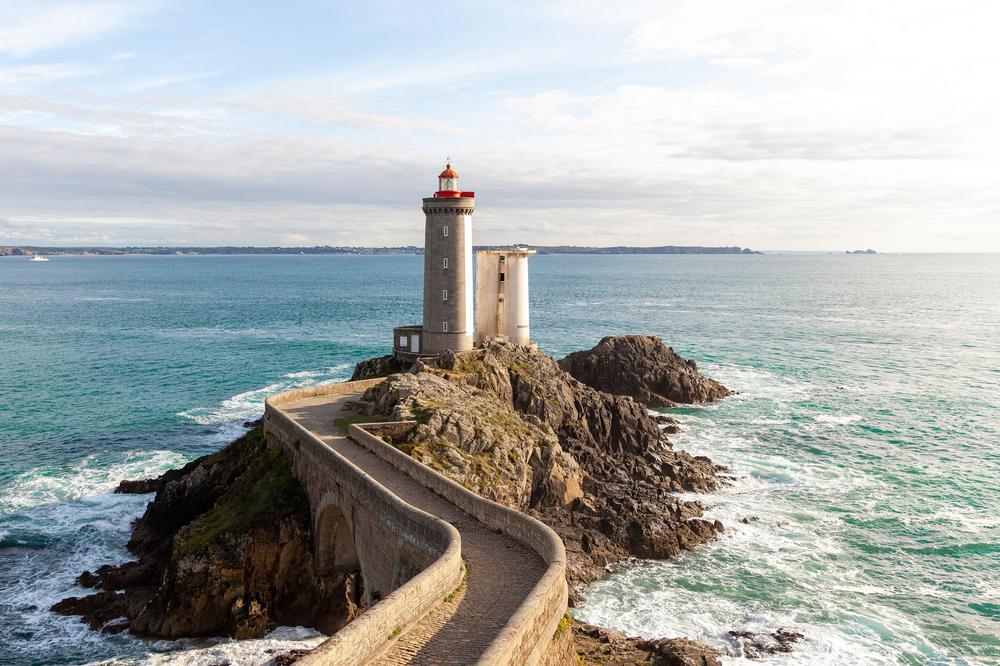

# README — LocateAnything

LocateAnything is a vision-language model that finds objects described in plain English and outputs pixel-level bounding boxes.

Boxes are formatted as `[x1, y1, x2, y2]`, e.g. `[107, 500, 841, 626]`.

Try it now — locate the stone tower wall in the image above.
[422, 197, 474, 353]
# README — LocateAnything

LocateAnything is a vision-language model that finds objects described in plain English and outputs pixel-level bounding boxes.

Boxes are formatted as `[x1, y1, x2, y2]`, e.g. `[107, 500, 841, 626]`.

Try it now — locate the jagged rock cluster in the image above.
[573, 622, 722, 666]
[559, 335, 732, 408]
[52, 428, 361, 638]
[353, 338, 726, 594]
[53, 334, 743, 666]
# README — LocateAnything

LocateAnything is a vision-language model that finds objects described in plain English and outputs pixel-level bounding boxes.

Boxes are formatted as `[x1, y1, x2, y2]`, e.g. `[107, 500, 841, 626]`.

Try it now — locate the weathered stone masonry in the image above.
[264, 379, 569, 665]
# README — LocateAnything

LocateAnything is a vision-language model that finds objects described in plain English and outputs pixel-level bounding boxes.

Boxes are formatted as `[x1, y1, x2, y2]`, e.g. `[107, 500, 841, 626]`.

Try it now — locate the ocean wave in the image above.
[177, 364, 352, 427]
[2, 450, 188, 514]
[0, 491, 153, 663]
[177, 383, 287, 426]
[814, 414, 862, 425]
[142, 626, 326, 665]
[74, 297, 153, 303]
[74, 626, 327, 666]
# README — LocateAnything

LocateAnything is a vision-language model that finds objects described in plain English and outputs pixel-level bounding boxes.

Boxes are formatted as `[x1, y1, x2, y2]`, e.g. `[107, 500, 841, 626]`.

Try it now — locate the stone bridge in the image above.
[263, 379, 570, 665]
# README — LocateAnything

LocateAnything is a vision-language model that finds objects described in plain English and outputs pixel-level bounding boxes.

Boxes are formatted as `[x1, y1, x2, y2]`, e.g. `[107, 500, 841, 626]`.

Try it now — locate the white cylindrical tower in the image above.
[475, 248, 535, 346]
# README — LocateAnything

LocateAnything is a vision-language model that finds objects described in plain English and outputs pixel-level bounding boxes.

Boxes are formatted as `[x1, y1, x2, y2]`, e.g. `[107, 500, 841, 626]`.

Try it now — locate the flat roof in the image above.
[476, 247, 536, 255]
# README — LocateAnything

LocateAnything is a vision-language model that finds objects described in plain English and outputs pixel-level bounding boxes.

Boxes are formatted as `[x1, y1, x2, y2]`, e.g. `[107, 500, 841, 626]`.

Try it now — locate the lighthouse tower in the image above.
[420, 163, 475, 354]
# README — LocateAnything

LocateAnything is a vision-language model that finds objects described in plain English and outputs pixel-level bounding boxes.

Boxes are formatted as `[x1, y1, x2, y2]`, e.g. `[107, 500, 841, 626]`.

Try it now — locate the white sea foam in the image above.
[0, 491, 153, 661]
[814, 414, 862, 425]
[177, 364, 352, 426]
[177, 383, 286, 425]
[79, 626, 327, 666]
[284, 370, 324, 379]
[2, 450, 188, 514]
[577, 362, 969, 665]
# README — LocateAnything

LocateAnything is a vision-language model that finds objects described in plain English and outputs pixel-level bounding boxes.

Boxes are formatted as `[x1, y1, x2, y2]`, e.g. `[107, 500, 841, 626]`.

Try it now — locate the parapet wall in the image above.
[264, 380, 464, 666]
[354, 422, 568, 666]
[264, 378, 568, 665]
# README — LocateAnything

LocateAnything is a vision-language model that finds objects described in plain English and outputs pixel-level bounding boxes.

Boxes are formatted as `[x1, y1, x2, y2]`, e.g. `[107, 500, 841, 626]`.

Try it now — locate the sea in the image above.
[0, 253, 997, 666]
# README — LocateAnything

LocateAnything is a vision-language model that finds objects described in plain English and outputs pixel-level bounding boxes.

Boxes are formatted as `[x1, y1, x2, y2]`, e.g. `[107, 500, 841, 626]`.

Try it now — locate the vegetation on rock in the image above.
[52, 428, 362, 639]
[354, 340, 725, 597]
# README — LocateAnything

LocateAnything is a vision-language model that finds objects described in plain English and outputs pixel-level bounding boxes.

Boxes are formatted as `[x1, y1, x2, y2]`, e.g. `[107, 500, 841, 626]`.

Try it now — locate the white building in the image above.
[474, 248, 535, 346]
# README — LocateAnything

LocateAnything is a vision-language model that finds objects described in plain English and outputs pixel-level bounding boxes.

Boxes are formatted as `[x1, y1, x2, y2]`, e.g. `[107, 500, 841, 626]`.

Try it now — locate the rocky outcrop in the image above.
[727, 628, 804, 658]
[354, 341, 723, 596]
[573, 622, 722, 666]
[350, 353, 415, 381]
[558, 336, 731, 408]
[53, 428, 361, 639]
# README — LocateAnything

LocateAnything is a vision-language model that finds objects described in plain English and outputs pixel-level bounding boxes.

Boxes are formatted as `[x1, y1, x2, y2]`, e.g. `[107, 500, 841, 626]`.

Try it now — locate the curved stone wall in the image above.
[264, 382, 464, 666]
[265, 378, 568, 665]
[351, 422, 568, 666]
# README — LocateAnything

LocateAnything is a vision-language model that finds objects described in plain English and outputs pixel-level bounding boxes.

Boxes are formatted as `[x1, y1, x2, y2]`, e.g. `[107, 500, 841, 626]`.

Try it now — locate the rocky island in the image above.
[53, 336, 734, 664]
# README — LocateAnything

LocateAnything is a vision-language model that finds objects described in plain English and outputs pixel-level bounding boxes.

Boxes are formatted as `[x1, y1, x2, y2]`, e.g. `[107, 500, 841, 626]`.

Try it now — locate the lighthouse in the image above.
[393, 163, 476, 357]
[422, 163, 475, 353]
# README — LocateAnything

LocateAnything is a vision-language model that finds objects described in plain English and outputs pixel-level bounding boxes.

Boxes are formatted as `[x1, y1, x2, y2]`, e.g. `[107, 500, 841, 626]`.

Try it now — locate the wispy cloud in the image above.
[0, 1, 998, 251]
[0, 1, 156, 57]
[129, 70, 226, 93]
[0, 63, 97, 86]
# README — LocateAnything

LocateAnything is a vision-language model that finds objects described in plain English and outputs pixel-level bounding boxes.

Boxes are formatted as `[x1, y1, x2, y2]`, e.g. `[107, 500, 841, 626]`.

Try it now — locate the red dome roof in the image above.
[438, 163, 458, 178]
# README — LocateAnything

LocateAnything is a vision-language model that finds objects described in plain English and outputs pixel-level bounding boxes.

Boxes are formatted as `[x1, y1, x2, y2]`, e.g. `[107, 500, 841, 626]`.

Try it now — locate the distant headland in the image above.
[0, 244, 759, 257]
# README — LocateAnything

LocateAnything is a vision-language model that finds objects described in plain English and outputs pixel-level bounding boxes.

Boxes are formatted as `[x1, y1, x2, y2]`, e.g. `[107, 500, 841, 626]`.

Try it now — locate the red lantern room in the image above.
[434, 162, 474, 198]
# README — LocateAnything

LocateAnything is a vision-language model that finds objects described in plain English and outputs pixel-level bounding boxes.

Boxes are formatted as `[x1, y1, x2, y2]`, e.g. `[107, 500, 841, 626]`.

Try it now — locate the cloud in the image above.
[0, 1, 155, 57]
[129, 70, 227, 93]
[1, 118, 997, 252]
[0, 63, 97, 86]
[0, 1, 998, 251]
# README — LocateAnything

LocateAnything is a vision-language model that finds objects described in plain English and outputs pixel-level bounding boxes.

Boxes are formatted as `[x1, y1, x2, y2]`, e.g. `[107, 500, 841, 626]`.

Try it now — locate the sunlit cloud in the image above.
[0, 1, 998, 251]
[0, 1, 155, 57]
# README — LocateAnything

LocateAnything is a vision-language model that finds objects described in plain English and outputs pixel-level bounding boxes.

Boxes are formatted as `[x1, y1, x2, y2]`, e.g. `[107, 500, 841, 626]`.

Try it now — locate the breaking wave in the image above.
[176, 364, 351, 426]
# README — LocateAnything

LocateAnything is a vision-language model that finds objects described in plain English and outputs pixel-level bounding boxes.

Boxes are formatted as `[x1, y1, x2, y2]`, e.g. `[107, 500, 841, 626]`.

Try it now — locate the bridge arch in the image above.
[315, 501, 360, 575]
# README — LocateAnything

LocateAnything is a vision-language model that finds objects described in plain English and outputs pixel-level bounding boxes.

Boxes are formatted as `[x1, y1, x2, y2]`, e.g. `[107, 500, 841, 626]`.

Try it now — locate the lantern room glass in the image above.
[439, 177, 458, 192]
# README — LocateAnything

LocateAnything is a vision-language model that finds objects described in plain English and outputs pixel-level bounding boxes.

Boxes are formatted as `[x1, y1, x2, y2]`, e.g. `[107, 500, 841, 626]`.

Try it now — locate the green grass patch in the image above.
[556, 612, 572, 634]
[174, 442, 308, 558]
[333, 414, 387, 434]
[391, 440, 418, 455]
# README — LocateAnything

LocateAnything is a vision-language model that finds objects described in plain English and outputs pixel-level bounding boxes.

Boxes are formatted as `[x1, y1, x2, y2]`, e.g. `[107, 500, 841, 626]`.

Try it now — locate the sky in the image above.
[1, 0, 999, 251]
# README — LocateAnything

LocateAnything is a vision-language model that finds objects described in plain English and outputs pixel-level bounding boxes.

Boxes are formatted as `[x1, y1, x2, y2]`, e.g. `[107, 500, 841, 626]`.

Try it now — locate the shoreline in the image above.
[45, 339, 735, 665]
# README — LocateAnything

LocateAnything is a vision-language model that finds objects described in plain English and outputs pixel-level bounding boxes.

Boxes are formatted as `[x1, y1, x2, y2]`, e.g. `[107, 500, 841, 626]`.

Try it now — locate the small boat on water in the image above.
[28, 255, 49, 262]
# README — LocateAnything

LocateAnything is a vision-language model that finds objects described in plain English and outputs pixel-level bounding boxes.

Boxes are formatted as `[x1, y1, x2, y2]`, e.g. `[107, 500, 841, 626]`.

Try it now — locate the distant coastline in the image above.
[0, 244, 759, 257]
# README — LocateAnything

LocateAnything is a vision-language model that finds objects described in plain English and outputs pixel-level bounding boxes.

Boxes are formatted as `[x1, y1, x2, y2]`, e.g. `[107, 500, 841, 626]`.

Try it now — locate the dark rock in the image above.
[76, 561, 151, 591]
[271, 649, 310, 665]
[559, 336, 731, 407]
[356, 341, 721, 598]
[115, 478, 164, 494]
[438, 349, 458, 370]
[726, 628, 804, 658]
[51, 591, 126, 631]
[350, 354, 413, 381]
[652, 414, 682, 434]
[54, 428, 362, 639]
[77, 570, 101, 588]
[573, 621, 721, 666]
[637, 636, 723, 666]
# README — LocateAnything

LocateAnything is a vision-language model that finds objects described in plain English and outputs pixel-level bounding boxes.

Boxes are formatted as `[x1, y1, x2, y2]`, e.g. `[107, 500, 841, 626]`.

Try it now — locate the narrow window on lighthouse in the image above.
[442, 289, 448, 301]
[443, 225, 449, 237]
[443, 257, 448, 269]
[442, 321, 448, 332]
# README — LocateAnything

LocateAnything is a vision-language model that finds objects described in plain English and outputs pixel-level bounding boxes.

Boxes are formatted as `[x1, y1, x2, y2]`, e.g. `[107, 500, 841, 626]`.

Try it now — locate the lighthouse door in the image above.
[410, 334, 420, 353]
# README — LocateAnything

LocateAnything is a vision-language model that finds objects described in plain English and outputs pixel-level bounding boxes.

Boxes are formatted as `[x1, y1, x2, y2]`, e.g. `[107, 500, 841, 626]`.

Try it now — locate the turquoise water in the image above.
[1, 254, 998, 665]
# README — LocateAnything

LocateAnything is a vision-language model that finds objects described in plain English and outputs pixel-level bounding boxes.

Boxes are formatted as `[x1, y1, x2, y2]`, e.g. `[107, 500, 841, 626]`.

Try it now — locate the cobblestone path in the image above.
[283, 393, 547, 665]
